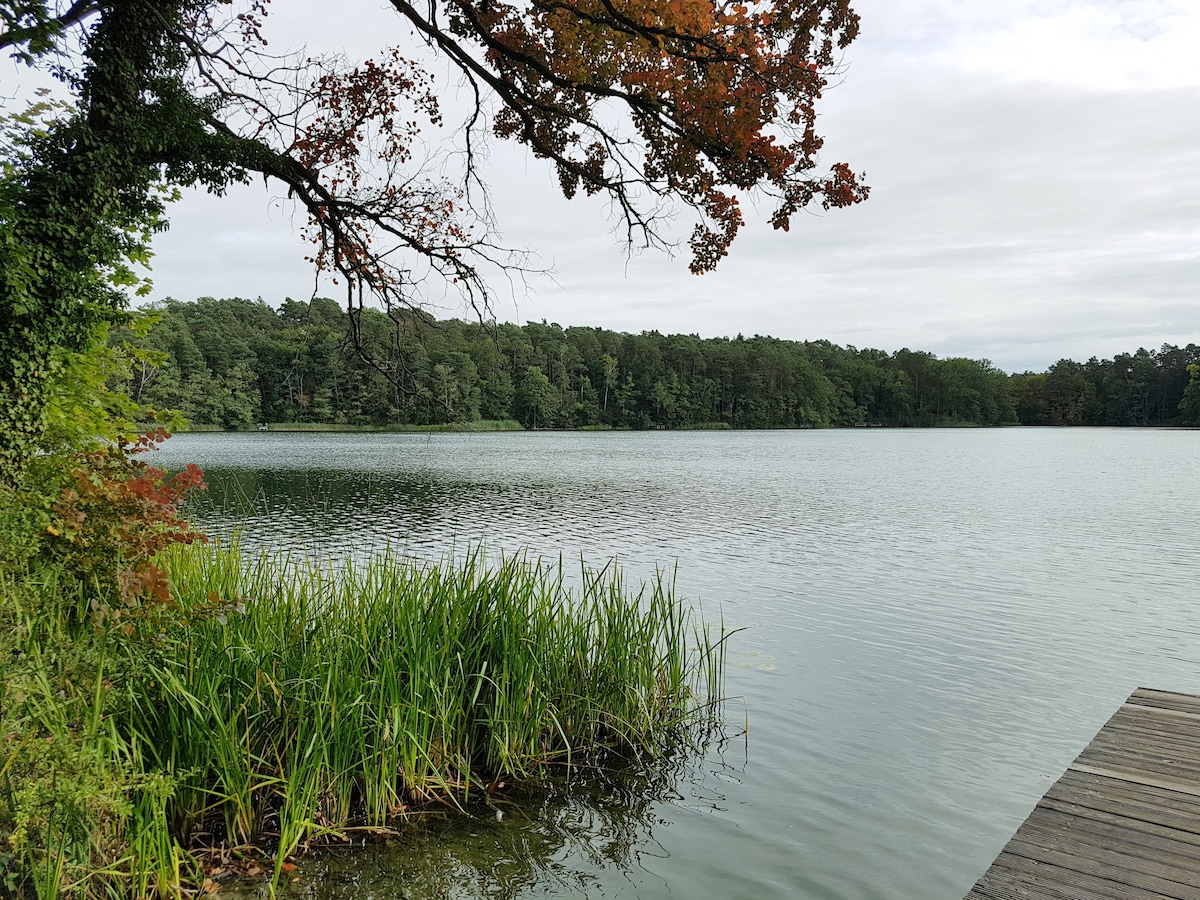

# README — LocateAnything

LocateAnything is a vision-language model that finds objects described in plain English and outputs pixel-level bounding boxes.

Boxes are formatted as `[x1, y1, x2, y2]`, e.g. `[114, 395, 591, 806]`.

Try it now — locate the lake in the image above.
[149, 428, 1200, 899]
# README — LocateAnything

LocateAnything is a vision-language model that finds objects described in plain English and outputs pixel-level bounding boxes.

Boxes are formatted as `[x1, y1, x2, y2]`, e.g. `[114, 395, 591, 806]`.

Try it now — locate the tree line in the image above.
[1011, 353, 1200, 426]
[109, 297, 1200, 430]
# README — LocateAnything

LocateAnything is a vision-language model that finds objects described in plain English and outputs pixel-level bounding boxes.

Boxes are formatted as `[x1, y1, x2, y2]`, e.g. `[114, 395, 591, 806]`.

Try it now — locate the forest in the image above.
[109, 297, 1200, 431]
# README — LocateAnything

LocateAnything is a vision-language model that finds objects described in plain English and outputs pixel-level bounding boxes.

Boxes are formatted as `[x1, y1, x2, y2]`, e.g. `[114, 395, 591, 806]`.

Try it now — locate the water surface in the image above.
[151, 428, 1200, 899]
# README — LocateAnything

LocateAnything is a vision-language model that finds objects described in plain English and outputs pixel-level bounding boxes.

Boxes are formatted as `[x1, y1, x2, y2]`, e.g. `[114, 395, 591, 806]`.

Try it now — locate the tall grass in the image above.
[126, 544, 727, 869]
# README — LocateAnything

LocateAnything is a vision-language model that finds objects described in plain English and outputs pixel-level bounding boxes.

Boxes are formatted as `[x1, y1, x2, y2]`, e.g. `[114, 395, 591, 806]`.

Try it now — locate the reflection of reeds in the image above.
[132, 544, 728, 878]
[191, 472, 269, 519]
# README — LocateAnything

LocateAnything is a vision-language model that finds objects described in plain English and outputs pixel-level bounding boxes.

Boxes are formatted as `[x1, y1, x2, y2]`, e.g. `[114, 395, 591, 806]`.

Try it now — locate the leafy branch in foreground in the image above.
[2, 0, 868, 481]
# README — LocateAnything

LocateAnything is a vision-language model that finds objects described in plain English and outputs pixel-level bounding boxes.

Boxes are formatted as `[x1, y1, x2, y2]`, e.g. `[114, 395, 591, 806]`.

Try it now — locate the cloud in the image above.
[859, 0, 1200, 89]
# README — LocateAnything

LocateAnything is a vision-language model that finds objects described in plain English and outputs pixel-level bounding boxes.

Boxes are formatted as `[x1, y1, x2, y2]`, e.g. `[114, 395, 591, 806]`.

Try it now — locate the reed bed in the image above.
[130, 545, 727, 866]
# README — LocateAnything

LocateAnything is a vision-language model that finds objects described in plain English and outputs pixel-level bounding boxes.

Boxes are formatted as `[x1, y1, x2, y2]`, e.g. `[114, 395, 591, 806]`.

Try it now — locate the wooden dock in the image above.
[966, 688, 1200, 900]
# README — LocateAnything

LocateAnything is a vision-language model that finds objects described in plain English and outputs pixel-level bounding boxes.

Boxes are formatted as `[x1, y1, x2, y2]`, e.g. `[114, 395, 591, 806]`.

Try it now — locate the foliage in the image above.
[0, 9, 245, 482]
[128, 296, 1200, 430]
[4, 323, 207, 619]
[2, 534, 726, 898]
[117, 297, 1023, 430]
[1, 431, 728, 898]
[515, 365, 557, 429]
[1010, 346, 1200, 427]
[0, 569, 177, 900]
[1178, 364, 1200, 426]
[0, 341, 210, 897]
[38, 431, 207, 627]
[0, 489, 203, 898]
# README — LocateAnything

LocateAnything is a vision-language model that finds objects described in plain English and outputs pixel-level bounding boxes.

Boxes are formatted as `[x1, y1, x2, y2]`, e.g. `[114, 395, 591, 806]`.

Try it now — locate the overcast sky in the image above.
[46, 1, 1200, 372]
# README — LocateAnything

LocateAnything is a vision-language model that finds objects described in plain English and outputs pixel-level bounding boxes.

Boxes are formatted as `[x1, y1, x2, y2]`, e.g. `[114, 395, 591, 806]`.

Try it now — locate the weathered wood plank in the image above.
[968, 862, 1165, 900]
[1077, 737, 1197, 768]
[1088, 723, 1200, 758]
[965, 689, 1200, 899]
[1072, 752, 1200, 786]
[998, 836, 1198, 898]
[1130, 687, 1200, 709]
[1094, 711, 1200, 741]
[1052, 767, 1200, 813]
[1084, 714, 1200, 749]
[1045, 773, 1200, 838]
[989, 850, 1177, 900]
[1038, 795, 1200, 850]
[1012, 816, 1200, 888]
[1126, 689, 1200, 718]
[1022, 806, 1200, 866]
[1069, 761, 1200, 799]
[1078, 734, 1195, 760]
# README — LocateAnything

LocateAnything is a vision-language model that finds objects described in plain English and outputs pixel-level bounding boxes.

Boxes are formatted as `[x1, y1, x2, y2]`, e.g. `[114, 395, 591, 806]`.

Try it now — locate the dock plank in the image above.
[1038, 796, 1200, 850]
[965, 688, 1200, 899]
[1021, 807, 1200, 866]
[1127, 689, 1200, 717]
[999, 833, 1199, 898]
[966, 865, 1158, 900]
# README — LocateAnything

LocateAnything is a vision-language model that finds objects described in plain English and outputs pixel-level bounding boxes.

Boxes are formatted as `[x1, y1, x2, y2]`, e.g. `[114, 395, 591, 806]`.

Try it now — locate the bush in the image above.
[0, 428, 209, 899]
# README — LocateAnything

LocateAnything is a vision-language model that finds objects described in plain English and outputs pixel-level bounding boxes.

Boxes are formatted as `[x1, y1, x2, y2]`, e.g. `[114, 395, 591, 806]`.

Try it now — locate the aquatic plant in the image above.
[127, 545, 728, 873]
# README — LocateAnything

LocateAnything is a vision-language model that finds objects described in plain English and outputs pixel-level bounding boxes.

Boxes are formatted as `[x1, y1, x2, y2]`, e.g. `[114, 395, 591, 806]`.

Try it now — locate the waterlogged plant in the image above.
[128, 545, 730, 870]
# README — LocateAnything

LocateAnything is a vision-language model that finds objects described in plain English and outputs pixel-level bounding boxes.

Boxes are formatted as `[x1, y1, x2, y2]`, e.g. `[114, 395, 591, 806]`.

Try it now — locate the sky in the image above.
[11, 1, 1200, 373]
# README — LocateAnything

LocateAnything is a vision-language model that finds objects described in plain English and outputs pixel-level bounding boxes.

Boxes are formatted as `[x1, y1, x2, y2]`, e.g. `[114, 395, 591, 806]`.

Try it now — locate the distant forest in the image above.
[108, 297, 1200, 430]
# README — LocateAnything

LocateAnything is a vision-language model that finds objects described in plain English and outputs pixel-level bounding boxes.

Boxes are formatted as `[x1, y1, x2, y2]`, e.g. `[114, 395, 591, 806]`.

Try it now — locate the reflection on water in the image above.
[218, 740, 745, 900]
[184, 443, 693, 570]
[289, 755, 742, 900]
[152, 429, 1200, 899]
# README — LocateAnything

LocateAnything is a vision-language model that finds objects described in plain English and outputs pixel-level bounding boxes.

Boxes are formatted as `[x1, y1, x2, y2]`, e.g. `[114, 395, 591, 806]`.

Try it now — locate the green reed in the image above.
[127, 544, 726, 868]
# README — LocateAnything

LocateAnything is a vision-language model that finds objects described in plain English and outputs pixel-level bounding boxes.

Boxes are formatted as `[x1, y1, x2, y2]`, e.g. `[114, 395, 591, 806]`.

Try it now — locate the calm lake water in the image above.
[150, 428, 1200, 899]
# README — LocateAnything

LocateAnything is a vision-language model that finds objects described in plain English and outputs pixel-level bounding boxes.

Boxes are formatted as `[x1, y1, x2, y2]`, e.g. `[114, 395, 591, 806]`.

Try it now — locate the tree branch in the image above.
[1, 0, 100, 56]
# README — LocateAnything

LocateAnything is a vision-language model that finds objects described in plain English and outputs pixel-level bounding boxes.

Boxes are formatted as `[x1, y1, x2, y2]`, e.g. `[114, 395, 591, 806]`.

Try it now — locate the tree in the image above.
[1180, 364, 1200, 426]
[600, 353, 619, 413]
[516, 364, 556, 429]
[1, 0, 867, 482]
[1, 3, 247, 481]
[1044, 359, 1096, 426]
